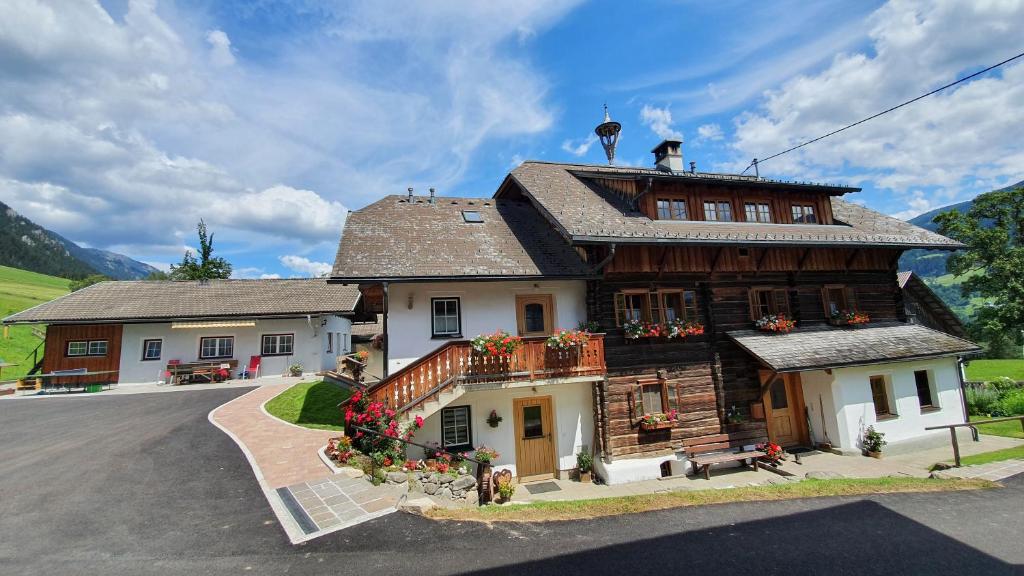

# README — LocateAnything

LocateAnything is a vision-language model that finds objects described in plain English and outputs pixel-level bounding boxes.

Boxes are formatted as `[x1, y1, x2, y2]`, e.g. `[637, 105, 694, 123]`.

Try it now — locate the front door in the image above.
[513, 396, 557, 482]
[764, 373, 807, 447]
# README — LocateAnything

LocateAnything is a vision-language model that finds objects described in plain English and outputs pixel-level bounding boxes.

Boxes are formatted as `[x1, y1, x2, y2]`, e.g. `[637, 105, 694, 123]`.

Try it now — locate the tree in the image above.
[69, 274, 109, 292]
[145, 270, 170, 281]
[170, 220, 232, 280]
[935, 187, 1024, 357]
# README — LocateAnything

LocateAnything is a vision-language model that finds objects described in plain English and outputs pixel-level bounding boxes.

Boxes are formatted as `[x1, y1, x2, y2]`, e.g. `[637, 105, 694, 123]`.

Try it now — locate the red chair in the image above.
[243, 356, 261, 380]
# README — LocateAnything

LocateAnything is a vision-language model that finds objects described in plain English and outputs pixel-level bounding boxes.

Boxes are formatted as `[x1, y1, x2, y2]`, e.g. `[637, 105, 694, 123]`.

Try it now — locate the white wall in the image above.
[801, 357, 965, 451]
[385, 280, 587, 374]
[410, 381, 594, 478]
[117, 315, 351, 384]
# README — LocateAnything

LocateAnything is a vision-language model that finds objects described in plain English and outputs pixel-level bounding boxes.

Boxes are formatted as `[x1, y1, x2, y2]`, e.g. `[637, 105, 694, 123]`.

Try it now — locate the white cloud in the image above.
[0, 0, 579, 263]
[696, 123, 724, 142]
[206, 29, 235, 68]
[731, 0, 1024, 209]
[279, 255, 332, 277]
[639, 104, 682, 141]
[260, 273, 282, 280]
[560, 134, 598, 157]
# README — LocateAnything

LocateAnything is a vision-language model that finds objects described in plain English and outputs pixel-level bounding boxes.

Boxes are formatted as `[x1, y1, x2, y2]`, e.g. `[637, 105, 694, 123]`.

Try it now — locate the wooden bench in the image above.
[689, 450, 765, 480]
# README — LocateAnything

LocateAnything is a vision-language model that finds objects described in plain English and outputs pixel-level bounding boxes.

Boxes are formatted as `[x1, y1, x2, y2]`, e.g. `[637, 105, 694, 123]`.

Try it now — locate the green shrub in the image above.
[999, 389, 1024, 416]
[990, 376, 1020, 394]
[966, 385, 1002, 416]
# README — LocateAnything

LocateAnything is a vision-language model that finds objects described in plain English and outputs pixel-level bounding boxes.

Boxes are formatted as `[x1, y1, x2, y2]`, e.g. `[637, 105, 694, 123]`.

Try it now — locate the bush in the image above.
[966, 385, 1002, 416]
[999, 389, 1024, 416]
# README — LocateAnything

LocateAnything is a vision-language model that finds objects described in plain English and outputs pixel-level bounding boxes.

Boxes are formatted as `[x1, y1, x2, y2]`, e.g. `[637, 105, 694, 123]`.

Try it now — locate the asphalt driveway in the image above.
[0, 389, 1021, 576]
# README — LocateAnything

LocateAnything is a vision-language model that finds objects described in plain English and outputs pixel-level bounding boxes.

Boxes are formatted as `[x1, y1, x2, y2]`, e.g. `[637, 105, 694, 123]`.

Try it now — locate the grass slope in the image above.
[426, 477, 995, 522]
[264, 380, 352, 431]
[0, 265, 70, 380]
[965, 359, 1024, 382]
[957, 445, 1024, 467]
[973, 420, 1024, 439]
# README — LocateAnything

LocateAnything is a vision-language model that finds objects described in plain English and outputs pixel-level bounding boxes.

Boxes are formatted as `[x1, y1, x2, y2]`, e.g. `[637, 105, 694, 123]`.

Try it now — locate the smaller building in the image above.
[897, 270, 967, 338]
[3, 279, 363, 385]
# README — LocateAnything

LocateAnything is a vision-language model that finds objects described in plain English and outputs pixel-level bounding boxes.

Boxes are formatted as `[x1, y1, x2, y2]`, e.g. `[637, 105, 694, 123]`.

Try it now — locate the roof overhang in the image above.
[567, 235, 964, 250]
[568, 169, 860, 195]
[327, 274, 596, 284]
[727, 323, 982, 373]
[2, 312, 350, 326]
[171, 320, 257, 329]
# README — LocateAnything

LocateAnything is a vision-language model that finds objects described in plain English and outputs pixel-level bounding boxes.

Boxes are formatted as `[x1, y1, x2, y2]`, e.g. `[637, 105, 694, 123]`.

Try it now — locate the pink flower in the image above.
[414, 415, 424, 428]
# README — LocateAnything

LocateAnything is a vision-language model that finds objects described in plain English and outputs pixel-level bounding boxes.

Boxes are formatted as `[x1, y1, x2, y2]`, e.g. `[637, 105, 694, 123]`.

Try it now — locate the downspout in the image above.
[382, 282, 389, 378]
[591, 243, 617, 275]
[957, 357, 974, 440]
[631, 177, 653, 211]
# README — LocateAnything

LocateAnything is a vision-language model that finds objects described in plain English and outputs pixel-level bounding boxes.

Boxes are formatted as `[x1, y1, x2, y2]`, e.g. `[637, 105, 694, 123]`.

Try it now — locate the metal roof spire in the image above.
[595, 103, 621, 165]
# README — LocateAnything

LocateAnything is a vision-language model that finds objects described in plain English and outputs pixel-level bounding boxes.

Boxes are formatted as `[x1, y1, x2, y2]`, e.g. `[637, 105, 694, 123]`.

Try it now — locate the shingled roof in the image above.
[727, 323, 980, 372]
[331, 195, 592, 281]
[3, 279, 360, 324]
[504, 161, 962, 249]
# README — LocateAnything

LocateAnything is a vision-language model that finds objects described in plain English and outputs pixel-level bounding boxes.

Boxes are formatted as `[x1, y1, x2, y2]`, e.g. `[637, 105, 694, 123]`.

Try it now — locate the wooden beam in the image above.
[754, 247, 771, 275]
[845, 248, 861, 272]
[709, 247, 724, 272]
[655, 247, 671, 279]
[796, 248, 812, 273]
[758, 369, 782, 399]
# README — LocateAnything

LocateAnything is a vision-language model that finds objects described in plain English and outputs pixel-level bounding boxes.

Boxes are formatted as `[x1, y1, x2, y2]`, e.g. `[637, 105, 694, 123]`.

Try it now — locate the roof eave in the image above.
[761, 349, 983, 373]
[567, 235, 963, 250]
[2, 310, 357, 326]
[328, 273, 597, 284]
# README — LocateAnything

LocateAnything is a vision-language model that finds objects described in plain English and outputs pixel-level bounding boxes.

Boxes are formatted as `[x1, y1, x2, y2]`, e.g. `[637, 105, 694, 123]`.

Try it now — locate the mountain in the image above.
[0, 201, 159, 280]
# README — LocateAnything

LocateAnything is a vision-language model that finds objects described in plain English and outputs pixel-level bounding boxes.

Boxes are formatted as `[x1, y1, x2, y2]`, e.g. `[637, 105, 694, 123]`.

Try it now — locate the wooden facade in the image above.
[42, 324, 123, 384]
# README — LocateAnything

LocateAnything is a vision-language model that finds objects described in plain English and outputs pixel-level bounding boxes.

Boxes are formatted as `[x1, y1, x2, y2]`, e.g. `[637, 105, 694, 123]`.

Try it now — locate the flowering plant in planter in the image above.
[577, 320, 600, 333]
[754, 314, 797, 333]
[471, 330, 522, 358]
[624, 320, 665, 339]
[639, 409, 677, 430]
[666, 319, 705, 339]
[474, 446, 500, 465]
[832, 310, 870, 325]
[325, 436, 354, 464]
[486, 409, 503, 427]
[757, 441, 784, 465]
[353, 350, 370, 362]
[546, 328, 591, 349]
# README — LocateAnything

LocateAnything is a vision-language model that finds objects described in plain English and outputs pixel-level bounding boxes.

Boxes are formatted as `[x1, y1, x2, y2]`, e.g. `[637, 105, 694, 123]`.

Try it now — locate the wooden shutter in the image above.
[614, 293, 626, 326]
[772, 289, 790, 315]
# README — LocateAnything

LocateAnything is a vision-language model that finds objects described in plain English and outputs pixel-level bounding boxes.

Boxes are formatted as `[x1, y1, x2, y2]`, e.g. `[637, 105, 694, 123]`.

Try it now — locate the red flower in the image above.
[414, 415, 424, 428]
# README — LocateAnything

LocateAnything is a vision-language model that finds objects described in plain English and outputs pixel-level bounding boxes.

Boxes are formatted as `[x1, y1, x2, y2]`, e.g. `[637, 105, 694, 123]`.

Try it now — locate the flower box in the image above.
[639, 409, 677, 431]
[640, 420, 674, 431]
[754, 314, 796, 333]
[830, 310, 870, 327]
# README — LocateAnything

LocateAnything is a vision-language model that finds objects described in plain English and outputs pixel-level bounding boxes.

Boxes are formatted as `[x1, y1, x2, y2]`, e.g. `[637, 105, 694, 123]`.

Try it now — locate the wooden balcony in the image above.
[365, 334, 606, 414]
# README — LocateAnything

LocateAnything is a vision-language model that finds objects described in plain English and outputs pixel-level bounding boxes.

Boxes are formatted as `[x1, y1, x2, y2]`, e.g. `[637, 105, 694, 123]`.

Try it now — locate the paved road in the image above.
[1, 389, 1022, 576]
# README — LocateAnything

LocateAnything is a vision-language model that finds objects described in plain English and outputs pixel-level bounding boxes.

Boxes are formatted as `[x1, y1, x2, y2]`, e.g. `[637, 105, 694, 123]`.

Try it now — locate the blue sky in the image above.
[1, 0, 1022, 278]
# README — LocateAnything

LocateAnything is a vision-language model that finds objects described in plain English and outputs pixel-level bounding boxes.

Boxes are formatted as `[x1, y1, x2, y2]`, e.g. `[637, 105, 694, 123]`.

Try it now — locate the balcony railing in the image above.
[365, 334, 606, 414]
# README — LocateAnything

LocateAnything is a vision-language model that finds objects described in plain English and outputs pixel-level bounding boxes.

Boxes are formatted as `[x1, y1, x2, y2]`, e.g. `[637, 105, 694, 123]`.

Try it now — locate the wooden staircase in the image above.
[362, 334, 606, 419]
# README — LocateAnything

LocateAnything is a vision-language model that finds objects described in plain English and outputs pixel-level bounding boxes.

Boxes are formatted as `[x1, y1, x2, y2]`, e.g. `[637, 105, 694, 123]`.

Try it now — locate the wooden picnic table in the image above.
[166, 360, 239, 385]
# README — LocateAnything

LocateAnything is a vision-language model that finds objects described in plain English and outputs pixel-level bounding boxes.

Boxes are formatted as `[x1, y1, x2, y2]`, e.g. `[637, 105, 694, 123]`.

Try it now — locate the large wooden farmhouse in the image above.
[332, 133, 980, 484]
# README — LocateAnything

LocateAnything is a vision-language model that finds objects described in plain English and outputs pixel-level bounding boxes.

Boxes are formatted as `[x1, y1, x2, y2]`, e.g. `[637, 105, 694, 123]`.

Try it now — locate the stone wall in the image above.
[381, 470, 479, 505]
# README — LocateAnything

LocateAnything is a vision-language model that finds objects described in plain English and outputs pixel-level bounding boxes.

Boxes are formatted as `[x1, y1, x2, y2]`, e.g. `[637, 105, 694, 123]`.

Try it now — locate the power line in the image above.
[741, 49, 1024, 175]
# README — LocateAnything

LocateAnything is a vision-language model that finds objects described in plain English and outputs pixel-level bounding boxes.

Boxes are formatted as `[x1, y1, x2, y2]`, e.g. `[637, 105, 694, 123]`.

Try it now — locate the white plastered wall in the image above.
[384, 280, 587, 374]
[117, 315, 351, 384]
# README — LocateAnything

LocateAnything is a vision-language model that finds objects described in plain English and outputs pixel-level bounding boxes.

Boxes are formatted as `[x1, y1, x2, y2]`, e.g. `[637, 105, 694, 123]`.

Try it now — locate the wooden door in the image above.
[513, 396, 557, 482]
[764, 373, 808, 447]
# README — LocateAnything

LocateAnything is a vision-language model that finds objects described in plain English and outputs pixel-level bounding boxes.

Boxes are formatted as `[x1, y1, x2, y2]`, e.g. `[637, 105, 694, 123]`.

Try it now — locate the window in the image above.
[633, 379, 670, 417]
[199, 336, 234, 359]
[749, 287, 790, 319]
[823, 285, 855, 317]
[703, 200, 733, 222]
[744, 202, 772, 223]
[67, 340, 107, 357]
[326, 332, 333, 353]
[441, 406, 471, 450]
[656, 198, 688, 220]
[515, 294, 554, 336]
[791, 204, 817, 223]
[461, 210, 483, 223]
[614, 290, 699, 326]
[915, 370, 936, 409]
[522, 405, 544, 439]
[870, 375, 894, 417]
[431, 298, 461, 337]
[142, 339, 162, 361]
[262, 334, 294, 356]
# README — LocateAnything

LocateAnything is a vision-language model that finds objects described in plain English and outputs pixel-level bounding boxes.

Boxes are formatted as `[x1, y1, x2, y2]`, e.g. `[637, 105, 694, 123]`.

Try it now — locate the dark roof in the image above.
[351, 314, 382, 337]
[331, 195, 592, 281]
[505, 161, 963, 249]
[897, 270, 968, 338]
[726, 322, 980, 372]
[4, 279, 360, 324]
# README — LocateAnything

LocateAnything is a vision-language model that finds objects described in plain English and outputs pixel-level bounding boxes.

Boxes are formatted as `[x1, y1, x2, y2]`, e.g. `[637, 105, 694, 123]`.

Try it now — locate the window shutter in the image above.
[820, 286, 831, 318]
[614, 293, 625, 326]
[748, 289, 759, 320]
[630, 383, 641, 419]
[845, 287, 858, 311]
[773, 289, 790, 315]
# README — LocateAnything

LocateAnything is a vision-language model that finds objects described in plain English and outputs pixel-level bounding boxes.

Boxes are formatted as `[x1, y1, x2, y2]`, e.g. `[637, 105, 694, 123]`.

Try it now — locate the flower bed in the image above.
[755, 314, 796, 333]
[471, 330, 522, 358]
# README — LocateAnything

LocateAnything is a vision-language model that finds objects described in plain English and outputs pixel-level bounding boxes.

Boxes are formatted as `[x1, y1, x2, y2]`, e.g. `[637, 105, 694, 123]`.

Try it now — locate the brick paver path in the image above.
[935, 459, 1024, 482]
[210, 382, 338, 489]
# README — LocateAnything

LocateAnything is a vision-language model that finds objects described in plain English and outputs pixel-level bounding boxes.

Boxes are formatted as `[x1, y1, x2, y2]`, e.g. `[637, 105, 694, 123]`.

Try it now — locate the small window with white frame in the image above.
[142, 339, 162, 361]
[261, 334, 294, 356]
[200, 336, 234, 359]
[431, 297, 461, 338]
[67, 340, 108, 357]
[441, 405, 472, 450]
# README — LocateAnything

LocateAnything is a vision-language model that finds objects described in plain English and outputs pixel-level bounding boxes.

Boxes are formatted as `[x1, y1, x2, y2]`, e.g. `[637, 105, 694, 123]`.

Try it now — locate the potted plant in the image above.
[474, 446, 499, 465]
[486, 409, 502, 428]
[863, 426, 886, 458]
[546, 328, 591, 349]
[288, 362, 303, 377]
[639, 409, 677, 431]
[496, 475, 516, 503]
[756, 442, 784, 467]
[471, 330, 522, 358]
[830, 310, 871, 327]
[725, 405, 746, 427]
[577, 320, 600, 333]
[576, 449, 594, 483]
[754, 313, 797, 333]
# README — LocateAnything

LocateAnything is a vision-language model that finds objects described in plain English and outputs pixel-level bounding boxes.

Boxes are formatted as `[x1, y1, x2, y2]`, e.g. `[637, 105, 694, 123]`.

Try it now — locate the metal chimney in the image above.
[429, 187, 436, 204]
[407, 187, 413, 201]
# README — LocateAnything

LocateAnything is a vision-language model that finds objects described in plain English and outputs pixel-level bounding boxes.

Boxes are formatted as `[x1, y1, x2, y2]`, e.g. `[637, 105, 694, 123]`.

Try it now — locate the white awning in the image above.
[171, 320, 257, 329]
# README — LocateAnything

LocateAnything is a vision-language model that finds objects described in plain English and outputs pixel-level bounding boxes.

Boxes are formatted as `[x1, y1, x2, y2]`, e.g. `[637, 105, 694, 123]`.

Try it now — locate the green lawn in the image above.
[0, 265, 71, 380]
[973, 420, 1024, 439]
[956, 445, 1024, 467]
[965, 359, 1024, 382]
[264, 380, 352, 431]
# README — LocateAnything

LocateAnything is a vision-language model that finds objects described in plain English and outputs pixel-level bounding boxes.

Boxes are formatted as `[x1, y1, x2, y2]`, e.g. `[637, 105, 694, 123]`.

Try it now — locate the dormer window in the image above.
[703, 201, 733, 222]
[744, 202, 771, 223]
[656, 198, 687, 220]
[462, 210, 483, 223]
[791, 204, 817, 223]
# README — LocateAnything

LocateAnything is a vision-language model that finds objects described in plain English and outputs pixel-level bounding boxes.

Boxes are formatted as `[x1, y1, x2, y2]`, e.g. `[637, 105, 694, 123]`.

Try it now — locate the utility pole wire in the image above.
[740, 49, 1024, 175]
